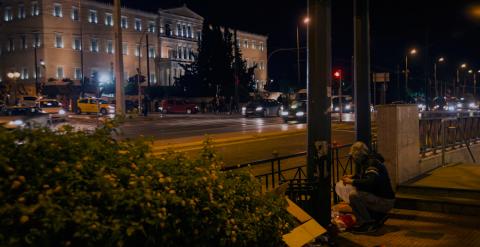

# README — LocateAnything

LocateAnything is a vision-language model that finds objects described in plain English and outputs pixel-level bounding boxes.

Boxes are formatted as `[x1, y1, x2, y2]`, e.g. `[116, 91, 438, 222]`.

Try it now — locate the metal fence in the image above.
[223, 143, 354, 202]
[419, 112, 480, 162]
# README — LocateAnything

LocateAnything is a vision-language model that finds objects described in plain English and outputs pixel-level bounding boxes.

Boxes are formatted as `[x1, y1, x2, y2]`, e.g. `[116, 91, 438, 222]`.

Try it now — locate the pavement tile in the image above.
[336, 209, 480, 247]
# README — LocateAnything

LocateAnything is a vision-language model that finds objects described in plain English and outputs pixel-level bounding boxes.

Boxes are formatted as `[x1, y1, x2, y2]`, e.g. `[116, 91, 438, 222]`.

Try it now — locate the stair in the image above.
[395, 184, 480, 216]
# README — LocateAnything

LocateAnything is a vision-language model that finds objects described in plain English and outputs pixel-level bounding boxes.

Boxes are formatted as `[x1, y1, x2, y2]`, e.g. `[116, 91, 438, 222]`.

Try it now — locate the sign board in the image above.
[373, 72, 390, 83]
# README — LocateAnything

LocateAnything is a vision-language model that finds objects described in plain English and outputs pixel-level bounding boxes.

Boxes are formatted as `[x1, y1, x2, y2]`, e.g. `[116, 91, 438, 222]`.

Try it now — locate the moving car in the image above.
[0, 106, 52, 129]
[76, 98, 115, 115]
[159, 99, 198, 114]
[280, 100, 307, 123]
[36, 99, 67, 121]
[331, 96, 354, 113]
[242, 99, 282, 117]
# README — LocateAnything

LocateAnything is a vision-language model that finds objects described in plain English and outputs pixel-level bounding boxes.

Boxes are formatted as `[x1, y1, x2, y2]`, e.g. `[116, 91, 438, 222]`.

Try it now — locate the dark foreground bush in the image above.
[0, 125, 294, 247]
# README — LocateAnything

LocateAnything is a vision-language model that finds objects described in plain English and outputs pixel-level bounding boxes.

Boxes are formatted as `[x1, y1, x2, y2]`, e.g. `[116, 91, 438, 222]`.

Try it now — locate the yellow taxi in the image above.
[76, 98, 114, 115]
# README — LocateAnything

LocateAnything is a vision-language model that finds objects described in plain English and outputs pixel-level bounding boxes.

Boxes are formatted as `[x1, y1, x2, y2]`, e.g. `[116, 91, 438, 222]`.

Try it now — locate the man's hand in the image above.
[342, 177, 353, 185]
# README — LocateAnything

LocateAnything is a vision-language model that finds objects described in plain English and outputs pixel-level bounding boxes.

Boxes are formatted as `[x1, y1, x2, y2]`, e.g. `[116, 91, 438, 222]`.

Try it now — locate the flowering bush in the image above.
[0, 125, 294, 247]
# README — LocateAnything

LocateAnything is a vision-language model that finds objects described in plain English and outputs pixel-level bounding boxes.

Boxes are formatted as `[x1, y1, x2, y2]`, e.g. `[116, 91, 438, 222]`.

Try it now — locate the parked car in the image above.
[76, 98, 115, 115]
[20, 96, 38, 107]
[0, 106, 52, 129]
[36, 99, 67, 121]
[280, 100, 307, 123]
[242, 99, 282, 117]
[159, 99, 199, 114]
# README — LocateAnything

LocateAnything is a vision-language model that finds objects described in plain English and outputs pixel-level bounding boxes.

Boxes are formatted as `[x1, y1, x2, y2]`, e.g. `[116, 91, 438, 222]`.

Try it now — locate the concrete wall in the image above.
[377, 104, 480, 188]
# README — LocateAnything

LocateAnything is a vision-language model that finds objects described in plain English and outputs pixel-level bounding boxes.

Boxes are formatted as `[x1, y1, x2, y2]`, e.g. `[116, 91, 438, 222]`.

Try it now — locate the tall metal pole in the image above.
[456, 69, 459, 97]
[434, 62, 437, 98]
[354, 0, 372, 147]
[114, 0, 125, 115]
[79, 0, 85, 98]
[296, 26, 301, 87]
[339, 74, 343, 122]
[405, 55, 408, 101]
[307, 0, 331, 226]
[474, 73, 477, 99]
[34, 45, 39, 96]
[145, 34, 151, 115]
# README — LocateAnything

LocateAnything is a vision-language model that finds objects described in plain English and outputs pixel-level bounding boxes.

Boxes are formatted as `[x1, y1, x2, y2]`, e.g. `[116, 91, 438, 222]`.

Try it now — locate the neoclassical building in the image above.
[0, 0, 268, 99]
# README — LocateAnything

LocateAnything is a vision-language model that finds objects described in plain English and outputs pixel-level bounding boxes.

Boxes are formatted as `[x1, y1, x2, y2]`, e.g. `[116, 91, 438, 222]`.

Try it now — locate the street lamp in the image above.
[7, 71, 21, 105]
[434, 57, 445, 98]
[296, 16, 309, 87]
[405, 48, 417, 100]
[456, 63, 468, 97]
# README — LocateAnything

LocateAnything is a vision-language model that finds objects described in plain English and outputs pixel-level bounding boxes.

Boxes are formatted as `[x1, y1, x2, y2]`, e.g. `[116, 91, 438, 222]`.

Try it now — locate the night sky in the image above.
[120, 0, 480, 94]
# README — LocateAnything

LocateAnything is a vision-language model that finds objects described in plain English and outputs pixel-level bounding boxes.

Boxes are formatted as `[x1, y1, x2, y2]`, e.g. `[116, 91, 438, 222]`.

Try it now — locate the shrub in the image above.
[0, 125, 294, 247]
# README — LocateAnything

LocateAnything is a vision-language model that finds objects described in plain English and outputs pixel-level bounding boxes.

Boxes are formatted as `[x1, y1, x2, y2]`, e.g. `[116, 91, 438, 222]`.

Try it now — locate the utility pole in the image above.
[307, 0, 332, 227]
[145, 34, 151, 116]
[79, 0, 85, 98]
[296, 26, 301, 87]
[34, 44, 39, 96]
[354, 0, 372, 147]
[114, 0, 125, 115]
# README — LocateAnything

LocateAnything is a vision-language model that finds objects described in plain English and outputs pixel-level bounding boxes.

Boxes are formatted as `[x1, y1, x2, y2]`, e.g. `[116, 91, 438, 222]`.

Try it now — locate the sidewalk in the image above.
[336, 209, 480, 247]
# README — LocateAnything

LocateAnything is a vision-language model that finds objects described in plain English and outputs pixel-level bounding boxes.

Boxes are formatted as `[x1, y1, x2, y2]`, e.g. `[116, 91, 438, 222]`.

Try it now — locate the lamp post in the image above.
[456, 63, 467, 98]
[434, 57, 445, 98]
[468, 69, 479, 99]
[296, 17, 310, 87]
[7, 71, 21, 105]
[405, 48, 417, 101]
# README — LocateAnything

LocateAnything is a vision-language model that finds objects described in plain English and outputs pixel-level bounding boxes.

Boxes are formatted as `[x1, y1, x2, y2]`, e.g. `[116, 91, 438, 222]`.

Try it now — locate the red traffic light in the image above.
[334, 70, 342, 79]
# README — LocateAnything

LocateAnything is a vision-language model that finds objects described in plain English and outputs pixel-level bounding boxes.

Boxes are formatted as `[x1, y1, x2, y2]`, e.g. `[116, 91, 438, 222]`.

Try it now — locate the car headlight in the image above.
[8, 120, 24, 126]
[448, 106, 455, 111]
[58, 109, 66, 115]
[255, 106, 263, 111]
[241, 106, 246, 111]
[159, 107, 164, 111]
[281, 111, 289, 116]
[41, 110, 47, 113]
[345, 104, 351, 110]
[296, 111, 305, 117]
[334, 107, 340, 112]
[457, 103, 463, 108]
[108, 105, 115, 109]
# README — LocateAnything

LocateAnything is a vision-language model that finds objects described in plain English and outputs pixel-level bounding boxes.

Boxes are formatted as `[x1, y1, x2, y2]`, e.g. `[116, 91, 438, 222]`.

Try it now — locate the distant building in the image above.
[0, 0, 268, 101]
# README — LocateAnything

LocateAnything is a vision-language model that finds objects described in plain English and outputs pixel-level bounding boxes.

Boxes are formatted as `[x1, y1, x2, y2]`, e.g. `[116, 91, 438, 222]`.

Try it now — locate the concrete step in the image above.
[395, 185, 480, 216]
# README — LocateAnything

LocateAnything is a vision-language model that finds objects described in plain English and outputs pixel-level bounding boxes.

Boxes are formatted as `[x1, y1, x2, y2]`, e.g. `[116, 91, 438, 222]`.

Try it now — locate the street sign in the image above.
[373, 72, 390, 83]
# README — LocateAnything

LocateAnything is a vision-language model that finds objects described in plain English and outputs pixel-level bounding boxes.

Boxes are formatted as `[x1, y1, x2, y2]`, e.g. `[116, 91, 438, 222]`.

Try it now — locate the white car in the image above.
[36, 99, 67, 121]
[1, 107, 52, 129]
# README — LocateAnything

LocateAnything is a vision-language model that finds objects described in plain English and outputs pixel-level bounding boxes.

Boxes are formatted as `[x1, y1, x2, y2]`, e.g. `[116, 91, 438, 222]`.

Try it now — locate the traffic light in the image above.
[334, 70, 342, 79]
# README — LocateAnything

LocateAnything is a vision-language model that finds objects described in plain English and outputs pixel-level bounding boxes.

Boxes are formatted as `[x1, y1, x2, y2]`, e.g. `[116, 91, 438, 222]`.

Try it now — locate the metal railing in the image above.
[223, 144, 354, 199]
[419, 112, 480, 161]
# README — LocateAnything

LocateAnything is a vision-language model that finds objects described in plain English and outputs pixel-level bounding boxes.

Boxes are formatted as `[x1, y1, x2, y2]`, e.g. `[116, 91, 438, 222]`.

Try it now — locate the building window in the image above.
[121, 16, 128, 29]
[57, 66, 64, 79]
[134, 18, 142, 31]
[176, 24, 181, 36]
[73, 37, 81, 51]
[243, 39, 248, 48]
[150, 73, 156, 83]
[31, 2, 40, 16]
[251, 40, 256, 50]
[165, 24, 171, 36]
[74, 68, 82, 79]
[8, 38, 14, 52]
[88, 10, 97, 24]
[20, 35, 27, 49]
[148, 47, 155, 58]
[259, 42, 264, 51]
[259, 61, 264, 70]
[53, 3, 62, 17]
[148, 21, 155, 33]
[90, 38, 99, 52]
[54, 33, 63, 48]
[33, 33, 41, 48]
[159, 26, 164, 34]
[182, 25, 186, 37]
[177, 46, 182, 59]
[187, 25, 192, 38]
[183, 47, 187, 60]
[71, 6, 79, 21]
[105, 13, 113, 26]
[106, 40, 114, 54]
[188, 48, 193, 60]
[21, 68, 29, 80]
[135, 44, 141, 57]
[122, 42, 128, 55]
[18, 4, 26, 19]
[4, 6, 13, 21]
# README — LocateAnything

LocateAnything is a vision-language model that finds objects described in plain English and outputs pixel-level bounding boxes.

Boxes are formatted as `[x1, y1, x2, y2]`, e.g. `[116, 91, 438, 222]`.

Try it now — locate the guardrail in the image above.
[419, 111, 480, 161]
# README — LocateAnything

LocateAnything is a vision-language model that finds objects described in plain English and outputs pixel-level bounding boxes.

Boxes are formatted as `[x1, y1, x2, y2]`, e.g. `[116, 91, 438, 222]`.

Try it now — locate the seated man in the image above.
[341, 141, 395, 233]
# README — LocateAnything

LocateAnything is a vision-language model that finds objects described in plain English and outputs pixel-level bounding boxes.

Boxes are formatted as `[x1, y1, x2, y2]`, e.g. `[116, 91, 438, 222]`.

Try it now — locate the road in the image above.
[63, 113, 356, 165]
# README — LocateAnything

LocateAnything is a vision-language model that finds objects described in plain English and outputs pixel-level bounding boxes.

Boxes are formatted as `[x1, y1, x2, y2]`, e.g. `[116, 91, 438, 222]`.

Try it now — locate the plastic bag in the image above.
[335, 181, 357, 203]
